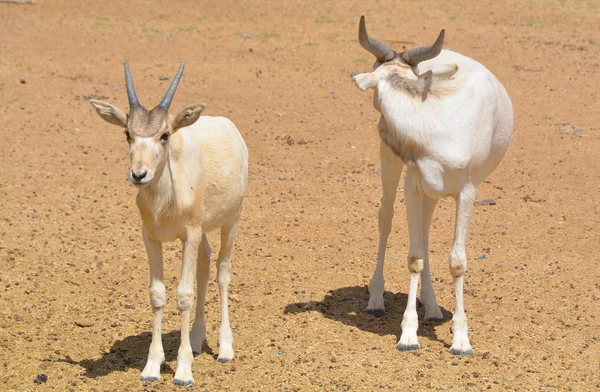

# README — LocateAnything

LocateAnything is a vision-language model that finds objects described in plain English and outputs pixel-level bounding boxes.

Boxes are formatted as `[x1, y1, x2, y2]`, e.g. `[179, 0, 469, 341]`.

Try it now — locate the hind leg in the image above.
[191, 235, 211, 354]
[216, 219, 239, 362]
[367, 140, 403, 316]
[420, 196, 443, 321]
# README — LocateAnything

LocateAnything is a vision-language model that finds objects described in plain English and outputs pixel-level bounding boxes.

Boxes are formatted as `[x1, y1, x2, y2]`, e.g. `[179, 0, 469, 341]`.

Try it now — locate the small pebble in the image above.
[34, 374, 48, 384]
[559, 123, 586, 137]
[159, 74, 170, 81]
[74, 320, 93, 328]
[476, 199, 496, 206]
[241, 32, 251, 39]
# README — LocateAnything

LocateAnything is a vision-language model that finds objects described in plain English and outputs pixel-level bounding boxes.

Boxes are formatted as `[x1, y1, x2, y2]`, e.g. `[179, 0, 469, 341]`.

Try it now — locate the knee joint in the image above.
[149, 282, 166, 308]
[378, 204, 393, 225]
[217, 260, 231, 286]
[407, 256, 424, 274]
[449, 254, 466, 278]
[217, 274, 231, 288]
[177, 289, 194, 311]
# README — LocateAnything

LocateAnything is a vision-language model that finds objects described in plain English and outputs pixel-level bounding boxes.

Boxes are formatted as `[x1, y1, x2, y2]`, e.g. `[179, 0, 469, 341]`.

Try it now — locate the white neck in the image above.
[138, 152, 176, 222]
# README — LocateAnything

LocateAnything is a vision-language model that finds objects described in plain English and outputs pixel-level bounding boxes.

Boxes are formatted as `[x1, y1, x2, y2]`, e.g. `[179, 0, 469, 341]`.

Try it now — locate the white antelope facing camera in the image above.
[353, 16, 513, 354]
[90, 59, 248, 386]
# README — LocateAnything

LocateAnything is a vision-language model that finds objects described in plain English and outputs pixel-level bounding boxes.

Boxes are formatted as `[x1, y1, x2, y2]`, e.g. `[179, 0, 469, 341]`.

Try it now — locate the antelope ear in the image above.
[172, 103, 205, 132]
[431, 63, 459, 79]
[352, 72, 378, 91]
[89, 99, 128, 127]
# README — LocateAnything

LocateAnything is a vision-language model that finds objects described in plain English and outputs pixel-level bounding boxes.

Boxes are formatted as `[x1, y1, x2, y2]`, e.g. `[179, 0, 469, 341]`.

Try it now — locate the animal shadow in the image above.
[58, 330, 214, 379]
[284, 285, 452, 346]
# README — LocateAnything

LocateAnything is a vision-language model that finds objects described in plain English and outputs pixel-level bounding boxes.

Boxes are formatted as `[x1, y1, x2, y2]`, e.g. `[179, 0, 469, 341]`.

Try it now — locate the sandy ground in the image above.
[0, 0, 599, 390]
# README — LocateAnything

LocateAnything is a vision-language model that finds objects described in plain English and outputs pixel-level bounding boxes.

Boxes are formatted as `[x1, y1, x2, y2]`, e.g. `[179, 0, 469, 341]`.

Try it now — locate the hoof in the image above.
[174, 378, 194, 387]
[140, 376, 159, 382]
[217, 357, 232, 363]
[397, 344, 420, 352]
[450, 348, 473, 356]
[424, 317, 444, 323]
[367, 308, 385, 317]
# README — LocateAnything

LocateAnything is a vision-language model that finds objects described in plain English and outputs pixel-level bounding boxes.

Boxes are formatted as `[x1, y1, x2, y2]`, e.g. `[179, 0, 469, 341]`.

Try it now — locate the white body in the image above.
[355, 49, 513, 354]
[137, 116, 248, 383]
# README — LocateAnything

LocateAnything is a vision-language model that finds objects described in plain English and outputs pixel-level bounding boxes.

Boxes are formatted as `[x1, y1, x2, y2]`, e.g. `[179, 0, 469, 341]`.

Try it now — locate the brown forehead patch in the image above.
[128, 107, 169, 137]
[383, 54, 412, 68]
[374, 56, 412, 70]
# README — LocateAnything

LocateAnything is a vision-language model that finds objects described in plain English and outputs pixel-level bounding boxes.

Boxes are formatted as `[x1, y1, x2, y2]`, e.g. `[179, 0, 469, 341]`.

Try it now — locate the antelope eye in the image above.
[125, 130, 131, 141]
[160, 132, 169, 142]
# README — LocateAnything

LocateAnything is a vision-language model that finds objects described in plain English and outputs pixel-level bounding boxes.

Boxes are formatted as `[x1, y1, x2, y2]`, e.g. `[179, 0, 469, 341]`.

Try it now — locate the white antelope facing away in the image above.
[352, 16, 513, 354]
[90, 59, 248, 386]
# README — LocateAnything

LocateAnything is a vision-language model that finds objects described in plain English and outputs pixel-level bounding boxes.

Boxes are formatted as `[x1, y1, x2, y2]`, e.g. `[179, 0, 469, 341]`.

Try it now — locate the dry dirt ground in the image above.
[1, 0, 599, 391]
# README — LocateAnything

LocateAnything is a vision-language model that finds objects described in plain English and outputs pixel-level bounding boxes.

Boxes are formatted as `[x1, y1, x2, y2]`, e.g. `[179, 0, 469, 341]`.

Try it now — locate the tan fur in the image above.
[408, 257, 424, 274]
[172, 104, 205, 131]
[377, 117, 426, 164]
[91, 94, 248, 384]
[377, 56, 412, 70]
[133, 119, 247, 234]
[89, 99, 128, 126]
[129, 107, 169, 137]
[168, 131, 184, 161]
[356, 57, 463, 102]
[387, 72, 463, 101]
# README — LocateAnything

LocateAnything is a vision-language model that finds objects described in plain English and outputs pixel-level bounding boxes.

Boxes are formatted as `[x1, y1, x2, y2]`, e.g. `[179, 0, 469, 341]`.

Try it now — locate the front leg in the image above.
[368, 139, 403, 316]
[397, 168, 424, 351]
[449, 183, 475, 355]
[140, 227, 166, 382]
[174, 230, 202, 387]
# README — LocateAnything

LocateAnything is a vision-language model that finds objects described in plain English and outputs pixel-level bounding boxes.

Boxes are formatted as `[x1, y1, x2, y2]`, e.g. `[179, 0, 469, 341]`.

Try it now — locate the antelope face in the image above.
[353, 16, 446, 93]
[90, 59, 204, 187]
[353, 59, 415, 91]
[125, 107, 171, 186]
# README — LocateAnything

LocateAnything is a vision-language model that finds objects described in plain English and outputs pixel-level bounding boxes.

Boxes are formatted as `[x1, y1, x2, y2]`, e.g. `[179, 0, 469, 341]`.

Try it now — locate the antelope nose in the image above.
[131, 170, 147, 182]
